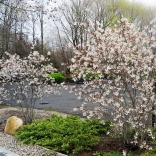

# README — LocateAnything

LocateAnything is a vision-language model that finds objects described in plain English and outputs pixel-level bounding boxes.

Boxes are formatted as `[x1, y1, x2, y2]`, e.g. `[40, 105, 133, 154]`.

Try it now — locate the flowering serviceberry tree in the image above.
[69, 18, 156, 148]
[0, 51, 59, 123]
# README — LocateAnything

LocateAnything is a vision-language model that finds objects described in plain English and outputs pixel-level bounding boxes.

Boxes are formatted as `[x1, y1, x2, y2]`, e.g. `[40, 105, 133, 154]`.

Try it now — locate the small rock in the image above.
[0, 118, 4, 124]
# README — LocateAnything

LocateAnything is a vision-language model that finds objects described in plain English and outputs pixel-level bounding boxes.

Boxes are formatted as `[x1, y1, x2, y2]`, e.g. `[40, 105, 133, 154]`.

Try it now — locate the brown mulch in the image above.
[72, 136, 146, 156]
[0, 107, 147, 156]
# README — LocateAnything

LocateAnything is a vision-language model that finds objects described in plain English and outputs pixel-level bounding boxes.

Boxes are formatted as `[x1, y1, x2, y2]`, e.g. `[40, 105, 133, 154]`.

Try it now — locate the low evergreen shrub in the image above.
[15, 115, 111, 154]
[102, 152, 123, 156]
[93, 152, 123, 156]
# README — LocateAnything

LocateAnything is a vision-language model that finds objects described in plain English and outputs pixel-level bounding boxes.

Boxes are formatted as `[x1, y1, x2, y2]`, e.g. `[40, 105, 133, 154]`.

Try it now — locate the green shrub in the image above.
[87, 118, 111, 134]
[92, 151, 139, 156]
[127, 152, 139, 156]
[140, 152, 153, 156]
[48, 72, 65, 83]
[92, 151, 101, 156]
[140, 148, 156, 156]
[152, 128, 156, 138]
[101, 152, 137, 156]
[102, 152, 123, 156]
[15, 115, 111, 154]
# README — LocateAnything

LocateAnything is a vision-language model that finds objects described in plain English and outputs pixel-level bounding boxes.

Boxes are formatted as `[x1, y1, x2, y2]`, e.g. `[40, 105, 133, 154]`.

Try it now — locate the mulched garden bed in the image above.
[0, 107, 149, 156]
[71, 135, 146, 156]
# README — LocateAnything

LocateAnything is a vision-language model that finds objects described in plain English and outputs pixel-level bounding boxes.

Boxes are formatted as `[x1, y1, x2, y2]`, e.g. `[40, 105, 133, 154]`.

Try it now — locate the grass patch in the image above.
[0, 104, 10, 109]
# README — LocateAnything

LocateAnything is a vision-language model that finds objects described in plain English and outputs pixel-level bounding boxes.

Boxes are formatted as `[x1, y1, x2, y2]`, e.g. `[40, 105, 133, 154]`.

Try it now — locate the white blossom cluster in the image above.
[70, 18, 156, 147]
[0, 51, 59, 123]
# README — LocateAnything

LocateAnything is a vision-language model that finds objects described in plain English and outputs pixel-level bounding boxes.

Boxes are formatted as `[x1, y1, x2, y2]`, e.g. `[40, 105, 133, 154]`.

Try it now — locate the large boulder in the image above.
[4, 116, 23, 135]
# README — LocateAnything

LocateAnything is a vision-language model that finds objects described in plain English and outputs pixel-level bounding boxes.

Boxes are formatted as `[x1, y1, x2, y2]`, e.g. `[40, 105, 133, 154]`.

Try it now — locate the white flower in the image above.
[33, 51, 39, 56]
[71, 58, 76, 63]
[140, 145, 144, 149]
[106, 131, 110, 135]
[34, 78, 38, 82]
[114, 91, 119, 96]
[73, 107, 79, 111]
[17, 100, 21, 104]
[83, 112, 87, 116]
[40, 55, 45, 61]
[122, 150, 127, 156]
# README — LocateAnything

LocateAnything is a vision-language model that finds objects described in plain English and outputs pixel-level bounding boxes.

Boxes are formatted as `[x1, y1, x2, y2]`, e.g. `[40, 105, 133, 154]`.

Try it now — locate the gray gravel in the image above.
[0, 132, 67, 156]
